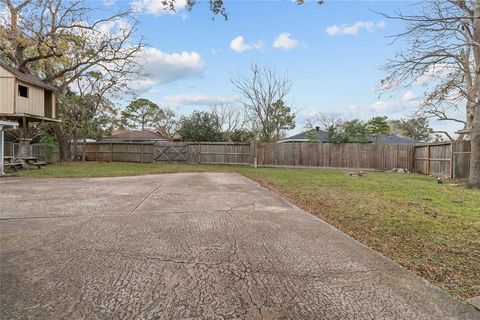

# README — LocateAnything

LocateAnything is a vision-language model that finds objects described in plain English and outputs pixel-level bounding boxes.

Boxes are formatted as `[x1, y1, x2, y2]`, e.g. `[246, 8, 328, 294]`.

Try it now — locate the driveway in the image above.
[0, 173, 478, 319]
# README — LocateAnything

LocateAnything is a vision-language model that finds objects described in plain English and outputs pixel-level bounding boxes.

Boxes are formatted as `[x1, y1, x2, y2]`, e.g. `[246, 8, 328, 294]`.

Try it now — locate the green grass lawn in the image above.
[13, 162, 480, 299]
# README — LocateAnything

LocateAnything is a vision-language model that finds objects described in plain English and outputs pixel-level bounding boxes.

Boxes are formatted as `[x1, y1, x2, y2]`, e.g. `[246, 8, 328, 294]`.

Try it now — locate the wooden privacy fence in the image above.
[188, 142, 251, 164]
[253, 142, 415, 170]
[81, 140, 471, 178]
[84, 142, 156, 163]
[414, 141, 471, 179]
[83, 141, 415, 170]
[83, 142, 251, 165]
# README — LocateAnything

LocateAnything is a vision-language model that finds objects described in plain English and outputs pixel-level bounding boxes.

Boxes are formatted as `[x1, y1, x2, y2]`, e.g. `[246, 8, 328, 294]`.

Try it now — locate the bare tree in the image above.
[1, 0, 144, 88]
[146, 0, 318, 19]
[73, 69, 133, 160]
[305, 112, 343, 131]
[155, 108, 177, 140]
[379, 0, 480, 188]
[211, 103, 249, 136]
[0, 0, 145, 158]
[232, 65, 295, 142]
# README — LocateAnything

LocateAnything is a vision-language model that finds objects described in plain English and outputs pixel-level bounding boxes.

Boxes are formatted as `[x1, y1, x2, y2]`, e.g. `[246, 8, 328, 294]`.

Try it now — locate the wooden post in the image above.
[152, 143, 156, 163]
[250, 140, 257, 167]
[125, 143, 128, 162]
[110, 143, 113, 162]
[411, 146, 415, 172]
[197, 142, 201, 164]
[141, 143, 144, 163]
[396, 144, 400, 169]
[450, 141, 454, 179]
[425, 144, 430, 175]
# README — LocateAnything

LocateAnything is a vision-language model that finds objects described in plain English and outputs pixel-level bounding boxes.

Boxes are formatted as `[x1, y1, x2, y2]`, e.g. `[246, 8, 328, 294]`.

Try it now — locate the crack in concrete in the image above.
[129, 178, 170, 215]
[224, 210, 238, 262]
[239, 260, 265, 320]
[228, 201, 256, 211]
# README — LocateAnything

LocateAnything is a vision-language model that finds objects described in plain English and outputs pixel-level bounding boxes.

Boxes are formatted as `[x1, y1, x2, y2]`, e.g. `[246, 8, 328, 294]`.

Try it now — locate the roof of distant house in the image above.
[0, 63, 57, 91]
[376, 134, 420, 144]
[280, 128, 330, 143]
[279, 128, 421, 144]
[102, 130, 168, 141]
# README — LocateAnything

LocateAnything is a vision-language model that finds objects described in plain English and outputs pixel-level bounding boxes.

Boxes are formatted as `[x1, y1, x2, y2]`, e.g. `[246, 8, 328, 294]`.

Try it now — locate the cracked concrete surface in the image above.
[0, 172, 478, 319]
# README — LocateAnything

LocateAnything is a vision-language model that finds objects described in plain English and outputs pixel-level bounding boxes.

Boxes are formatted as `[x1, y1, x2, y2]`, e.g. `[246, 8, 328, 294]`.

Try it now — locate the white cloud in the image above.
[230, 35, 264, 53]
[140, 47, 205, 86]
[369, 101, 399, 111]
[210, 48, 221, 55]
[129, 79, 158, 93]
[160, 93, 237, 108]
[272, 33, 299, 50]
[344, 104, 361, 111]
[402, 91, 418, 102]
[130, 0, 187, 15]
[326, 20, 385, 36]
[103, 0, 116, 6]
[415, 63, 457, 86]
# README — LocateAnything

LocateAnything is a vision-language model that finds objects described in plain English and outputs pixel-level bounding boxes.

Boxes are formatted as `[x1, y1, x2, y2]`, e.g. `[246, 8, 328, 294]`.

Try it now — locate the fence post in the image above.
[411, 146, 416, 172]
[250, 140, 257, 167]
[141, 143, 144, 163]
[425, 144, 430, 175]
[152, 143, 156, 163]
[450, 141, 455, 179]
[197, 143, 201, 164]
[110, 143, 113, 162]
[396, 144, 400, 169]
[125, 143, 128, 162]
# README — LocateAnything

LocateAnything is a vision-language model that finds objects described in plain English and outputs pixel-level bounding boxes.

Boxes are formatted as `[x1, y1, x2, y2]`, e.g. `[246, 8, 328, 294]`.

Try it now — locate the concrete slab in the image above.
[1, 172, 478, 319]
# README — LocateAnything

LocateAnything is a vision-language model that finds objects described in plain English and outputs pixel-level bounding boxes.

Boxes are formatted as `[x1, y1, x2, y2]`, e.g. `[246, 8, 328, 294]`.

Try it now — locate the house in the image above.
[0, 63, 58, 121]
[0, 63, 59, 157]
[102, 129, 169, 143]
[279, 127, 420, 144]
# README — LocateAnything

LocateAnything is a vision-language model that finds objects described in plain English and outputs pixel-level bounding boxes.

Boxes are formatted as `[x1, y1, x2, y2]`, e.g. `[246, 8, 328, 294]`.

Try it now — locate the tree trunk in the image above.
[467, 104, 480, 188]
[71, 133, 78, 161]
[53, 123, 69, 161]
[82, 137, 87, 161]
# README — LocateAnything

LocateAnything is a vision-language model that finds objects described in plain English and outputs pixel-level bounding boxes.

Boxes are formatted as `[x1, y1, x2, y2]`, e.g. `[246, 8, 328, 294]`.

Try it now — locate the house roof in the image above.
[280, 129, 330, 143]
[102, 130, 168, 141]
[0, 63, 57, 91]
[280, 129, 420, 144]
[376, 134, 420, 144]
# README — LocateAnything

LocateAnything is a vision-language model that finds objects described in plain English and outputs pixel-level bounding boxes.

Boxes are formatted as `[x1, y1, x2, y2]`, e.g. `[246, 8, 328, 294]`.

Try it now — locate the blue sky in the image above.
[100, 0, 463, 136]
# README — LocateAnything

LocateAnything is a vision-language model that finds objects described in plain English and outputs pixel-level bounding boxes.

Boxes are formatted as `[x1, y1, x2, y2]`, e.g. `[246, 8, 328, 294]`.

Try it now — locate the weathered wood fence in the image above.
[188, 142, 251, 164]
[414, 141, 471, 179]
[82, 142, 415, 170]
[83, 142, 251, 165]
[253, 142, 415, 170]
[84, 142, 156, 163]
[4, 140, 472, 178]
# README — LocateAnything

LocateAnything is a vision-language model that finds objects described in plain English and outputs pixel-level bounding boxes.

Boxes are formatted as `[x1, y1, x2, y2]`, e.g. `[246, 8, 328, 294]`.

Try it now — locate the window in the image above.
[18, 85, 29, 98]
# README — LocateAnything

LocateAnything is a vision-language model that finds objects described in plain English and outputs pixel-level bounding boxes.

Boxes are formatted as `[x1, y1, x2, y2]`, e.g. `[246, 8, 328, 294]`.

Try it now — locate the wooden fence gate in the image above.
[154, 142, 187, 162]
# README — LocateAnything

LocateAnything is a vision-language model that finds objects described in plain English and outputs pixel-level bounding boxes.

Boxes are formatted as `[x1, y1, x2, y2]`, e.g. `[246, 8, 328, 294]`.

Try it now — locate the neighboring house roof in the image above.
[375, 134, 419, 144]
[280, 129, 330, 143]
[279, 129, 420, 144]
[0, 63, 57, 91]
[102, 130, 168, 142]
